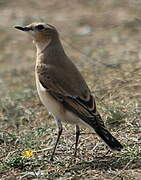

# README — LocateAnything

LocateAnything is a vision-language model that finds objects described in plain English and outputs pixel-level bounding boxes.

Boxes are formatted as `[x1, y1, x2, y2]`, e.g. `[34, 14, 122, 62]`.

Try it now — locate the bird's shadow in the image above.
[69, 156, 141, 171]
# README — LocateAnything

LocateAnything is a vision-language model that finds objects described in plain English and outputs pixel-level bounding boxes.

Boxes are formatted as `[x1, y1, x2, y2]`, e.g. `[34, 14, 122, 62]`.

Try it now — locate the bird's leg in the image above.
[74, 125, 80, 157]
[50, 118, 62, 161]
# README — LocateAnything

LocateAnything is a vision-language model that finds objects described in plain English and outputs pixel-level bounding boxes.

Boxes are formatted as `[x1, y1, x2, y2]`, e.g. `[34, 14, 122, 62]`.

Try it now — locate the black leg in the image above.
[50, 118, 62, 161]
[74, 125, 80, 157]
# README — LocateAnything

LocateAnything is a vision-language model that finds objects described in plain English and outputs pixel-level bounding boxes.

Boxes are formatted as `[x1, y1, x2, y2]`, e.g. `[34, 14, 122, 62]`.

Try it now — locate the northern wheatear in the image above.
[15, 23, 123, 160]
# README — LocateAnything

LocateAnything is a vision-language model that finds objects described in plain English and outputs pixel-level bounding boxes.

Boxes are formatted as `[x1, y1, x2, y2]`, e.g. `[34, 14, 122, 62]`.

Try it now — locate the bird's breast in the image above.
[35, 72, 67, 120]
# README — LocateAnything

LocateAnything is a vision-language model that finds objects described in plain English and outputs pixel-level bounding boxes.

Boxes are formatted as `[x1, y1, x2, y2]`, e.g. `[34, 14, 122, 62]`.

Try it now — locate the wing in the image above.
[36, 63, 97, 119]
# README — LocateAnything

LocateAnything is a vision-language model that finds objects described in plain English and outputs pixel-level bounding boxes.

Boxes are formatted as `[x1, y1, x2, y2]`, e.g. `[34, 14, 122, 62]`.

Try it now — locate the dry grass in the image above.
[0, 0, 141, 179]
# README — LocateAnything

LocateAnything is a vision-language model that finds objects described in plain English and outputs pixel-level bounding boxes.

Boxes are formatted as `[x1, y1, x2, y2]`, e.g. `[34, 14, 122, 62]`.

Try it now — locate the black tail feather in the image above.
[92, 114, 123, 151]
[94, 126, 123, 151]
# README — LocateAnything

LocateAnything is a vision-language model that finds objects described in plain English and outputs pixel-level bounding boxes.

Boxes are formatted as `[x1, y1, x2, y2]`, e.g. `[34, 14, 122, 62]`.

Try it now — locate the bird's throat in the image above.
[35, 38, 52, 55]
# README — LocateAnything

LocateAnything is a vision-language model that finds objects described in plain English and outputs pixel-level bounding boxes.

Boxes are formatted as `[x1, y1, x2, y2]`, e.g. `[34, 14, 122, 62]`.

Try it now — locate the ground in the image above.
[0, 0, 141, 179]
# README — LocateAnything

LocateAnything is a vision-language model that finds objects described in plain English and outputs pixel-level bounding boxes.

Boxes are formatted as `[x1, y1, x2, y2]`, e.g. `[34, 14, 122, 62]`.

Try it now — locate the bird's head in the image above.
[14, 22, 58, 42]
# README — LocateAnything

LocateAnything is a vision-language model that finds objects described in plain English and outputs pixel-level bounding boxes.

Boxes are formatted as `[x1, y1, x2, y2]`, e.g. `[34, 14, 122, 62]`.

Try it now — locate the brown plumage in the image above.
[15, 22, 123, 160]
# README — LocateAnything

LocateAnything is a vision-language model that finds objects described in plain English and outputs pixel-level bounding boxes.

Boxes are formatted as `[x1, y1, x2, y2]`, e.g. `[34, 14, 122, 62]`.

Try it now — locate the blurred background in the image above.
[0, 0, 141, 179]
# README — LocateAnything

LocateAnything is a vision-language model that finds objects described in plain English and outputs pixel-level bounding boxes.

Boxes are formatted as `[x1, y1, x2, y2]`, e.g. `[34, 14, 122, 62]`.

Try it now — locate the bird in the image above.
[15, 22, 123, 160]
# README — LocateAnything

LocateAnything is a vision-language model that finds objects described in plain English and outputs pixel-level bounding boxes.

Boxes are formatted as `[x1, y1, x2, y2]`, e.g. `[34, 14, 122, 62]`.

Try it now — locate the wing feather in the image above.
[36, 63, 97, 118]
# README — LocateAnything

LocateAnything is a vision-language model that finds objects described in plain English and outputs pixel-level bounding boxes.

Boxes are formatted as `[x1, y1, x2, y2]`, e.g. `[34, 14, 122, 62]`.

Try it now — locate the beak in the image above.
[14, 26, 32, 31]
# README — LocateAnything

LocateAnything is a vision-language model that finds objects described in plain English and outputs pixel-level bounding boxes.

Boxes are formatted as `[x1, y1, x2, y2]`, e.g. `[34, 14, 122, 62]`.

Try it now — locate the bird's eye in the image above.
[36, 24, 45, 30]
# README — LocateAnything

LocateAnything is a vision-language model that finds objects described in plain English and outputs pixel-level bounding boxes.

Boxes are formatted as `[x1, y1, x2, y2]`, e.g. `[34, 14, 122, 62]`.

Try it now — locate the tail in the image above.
[91, 114, 123, 151]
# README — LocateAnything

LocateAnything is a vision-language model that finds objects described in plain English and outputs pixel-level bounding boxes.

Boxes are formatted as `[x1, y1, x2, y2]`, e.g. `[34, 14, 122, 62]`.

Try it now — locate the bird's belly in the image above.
[36, 77, 61, 115]
[35, 76, 84, 126]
